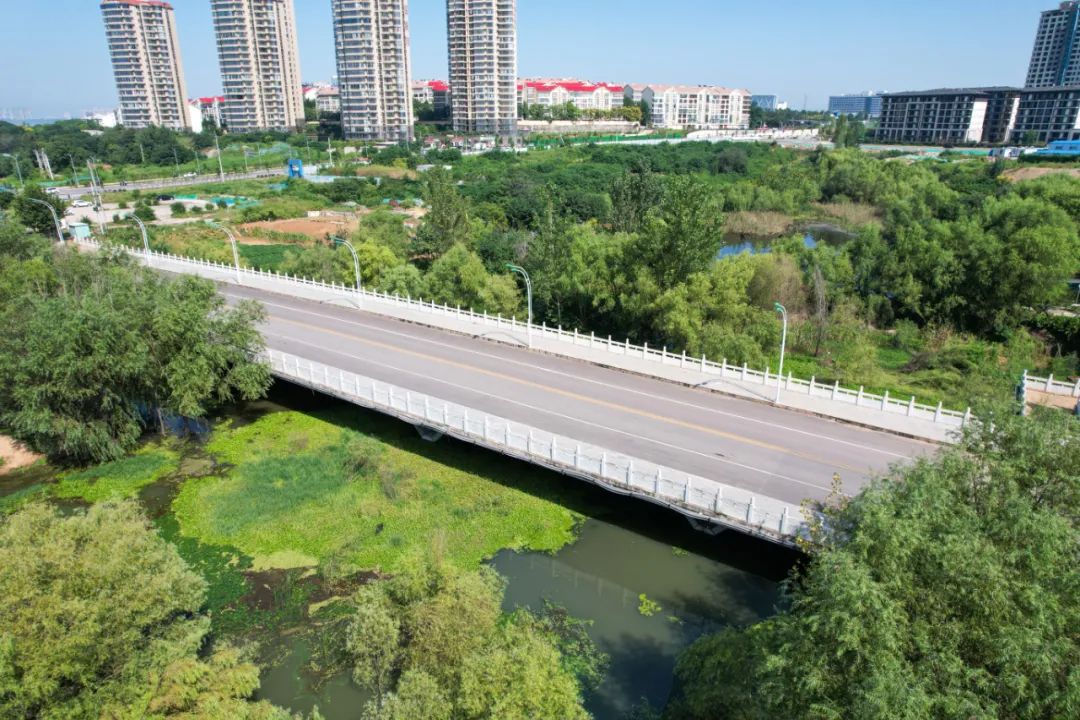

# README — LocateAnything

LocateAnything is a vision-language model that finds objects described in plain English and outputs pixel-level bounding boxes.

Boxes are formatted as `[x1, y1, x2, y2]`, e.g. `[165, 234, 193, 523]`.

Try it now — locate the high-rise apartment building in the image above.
[332, 0, 414, 141]
[209, 0, 304, 132]
[447, 0, 517, 135]
[100, 0, 190, 130]
[1026, 2, 1080, 87]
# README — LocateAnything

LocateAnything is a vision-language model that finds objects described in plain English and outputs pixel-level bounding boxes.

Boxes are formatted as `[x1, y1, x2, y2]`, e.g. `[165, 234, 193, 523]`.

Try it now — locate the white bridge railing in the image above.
[265, 348, 806, 545]
[1023, 370, 1080, 398]
[76, 238, 969, 437]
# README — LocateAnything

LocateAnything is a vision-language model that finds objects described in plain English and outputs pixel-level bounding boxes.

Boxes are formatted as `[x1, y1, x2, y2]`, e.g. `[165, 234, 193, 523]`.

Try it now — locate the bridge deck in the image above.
[223, 285, 934, 511]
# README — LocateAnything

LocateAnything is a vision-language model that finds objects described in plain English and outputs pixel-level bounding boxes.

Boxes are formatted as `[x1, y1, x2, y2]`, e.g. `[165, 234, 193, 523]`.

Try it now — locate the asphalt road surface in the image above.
[220, 284, 936, 508]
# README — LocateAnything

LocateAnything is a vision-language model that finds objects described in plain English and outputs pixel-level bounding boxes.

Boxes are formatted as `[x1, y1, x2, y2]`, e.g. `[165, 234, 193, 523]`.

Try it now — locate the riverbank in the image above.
[0, 383, 793, 718]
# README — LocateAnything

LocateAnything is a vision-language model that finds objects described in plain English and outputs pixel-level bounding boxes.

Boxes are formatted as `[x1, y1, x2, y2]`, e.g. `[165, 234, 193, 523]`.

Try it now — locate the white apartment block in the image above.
[623, 83, 649, 105]
[642, 85, 752, 130]
[315, 87, 342, 115]
[100, 0, 190, 130]
[447, 0, 517, 135]
[412, 80, 451, 114]
[210, 0, 304, 132]
[519, 80, 625, 112]
[333, 0, 414, 141]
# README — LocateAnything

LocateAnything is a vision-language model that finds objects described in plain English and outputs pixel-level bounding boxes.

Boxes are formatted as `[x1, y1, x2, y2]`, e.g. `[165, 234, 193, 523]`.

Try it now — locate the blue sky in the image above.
[0, 0, 1057, 117]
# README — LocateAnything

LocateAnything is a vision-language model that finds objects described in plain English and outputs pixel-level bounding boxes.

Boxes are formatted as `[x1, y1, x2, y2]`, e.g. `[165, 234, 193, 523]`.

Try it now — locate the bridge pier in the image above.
[686, 517, 728, 536]
[414, 425, 445, 442]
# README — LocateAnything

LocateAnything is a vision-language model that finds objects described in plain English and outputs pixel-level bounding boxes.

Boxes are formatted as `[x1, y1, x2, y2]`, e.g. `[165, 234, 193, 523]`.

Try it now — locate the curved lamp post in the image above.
[506, 264, 533, 348]
[332, 236, 362, 291]
[206, 220, 242, 282]
[25, 197, 65, 243]
[774, 302, 787, 403]
[130, 214, 151, 264]
[1, 153, 23, 185]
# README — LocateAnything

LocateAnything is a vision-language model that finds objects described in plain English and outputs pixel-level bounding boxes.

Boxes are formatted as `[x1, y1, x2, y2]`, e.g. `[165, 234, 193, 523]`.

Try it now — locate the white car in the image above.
[71, 200, 92, 208]
[45, 187, 60, 195]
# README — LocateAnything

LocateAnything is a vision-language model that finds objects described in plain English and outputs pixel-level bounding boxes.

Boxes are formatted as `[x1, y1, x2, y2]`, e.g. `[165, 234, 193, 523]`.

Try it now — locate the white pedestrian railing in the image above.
[1023, 370, 1080, 398]
[75, 238, 970, 435]
[264, 347, 806, 545]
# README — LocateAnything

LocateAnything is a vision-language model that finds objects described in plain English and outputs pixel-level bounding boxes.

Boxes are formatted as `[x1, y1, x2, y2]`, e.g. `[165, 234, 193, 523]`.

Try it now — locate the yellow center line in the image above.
[273, 316, 867, 474]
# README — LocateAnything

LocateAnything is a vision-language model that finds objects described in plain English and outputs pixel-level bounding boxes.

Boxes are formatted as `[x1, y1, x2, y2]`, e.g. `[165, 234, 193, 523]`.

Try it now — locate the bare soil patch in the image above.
[238, 215, 363, 242]
[0, 435, 42, 475]
[1003, 166, 1080, 182]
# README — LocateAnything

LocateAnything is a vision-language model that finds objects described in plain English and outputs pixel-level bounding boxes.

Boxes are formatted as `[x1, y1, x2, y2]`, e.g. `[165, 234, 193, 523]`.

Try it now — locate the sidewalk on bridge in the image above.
[126, 250, 957, 444]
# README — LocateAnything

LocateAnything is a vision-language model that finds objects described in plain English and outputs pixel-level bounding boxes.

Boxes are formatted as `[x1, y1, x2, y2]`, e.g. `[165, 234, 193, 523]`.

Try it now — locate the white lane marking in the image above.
[230, 290, 919, 459]
[265, 331, 845, 497]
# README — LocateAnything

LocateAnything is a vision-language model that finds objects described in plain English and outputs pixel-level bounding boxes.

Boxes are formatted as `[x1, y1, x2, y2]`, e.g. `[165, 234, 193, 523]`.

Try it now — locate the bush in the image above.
[118, 201, 129, 209]
[133, 205, 155, 222]
[170, 201, 186, 215]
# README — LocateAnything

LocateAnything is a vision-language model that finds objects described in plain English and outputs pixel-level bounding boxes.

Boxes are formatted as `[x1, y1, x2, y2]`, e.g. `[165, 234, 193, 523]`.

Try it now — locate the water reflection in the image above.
[491, 519, 779, 719]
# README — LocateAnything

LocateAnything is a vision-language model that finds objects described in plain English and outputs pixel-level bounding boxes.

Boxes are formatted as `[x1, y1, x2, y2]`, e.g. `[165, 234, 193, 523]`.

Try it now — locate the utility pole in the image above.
[172, 148, 180, 177]
[67, 154, 80, 187]
[138, 141, 146, 164]
[86, 160, 106, 236]
[214, 134, 225, 180]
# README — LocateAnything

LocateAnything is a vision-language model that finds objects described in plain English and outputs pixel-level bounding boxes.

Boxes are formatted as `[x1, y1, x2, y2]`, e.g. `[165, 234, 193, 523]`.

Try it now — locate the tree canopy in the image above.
[0, 239, 271, 463]
[0, 501, 294, 719]
[666, 408, 1080, 720]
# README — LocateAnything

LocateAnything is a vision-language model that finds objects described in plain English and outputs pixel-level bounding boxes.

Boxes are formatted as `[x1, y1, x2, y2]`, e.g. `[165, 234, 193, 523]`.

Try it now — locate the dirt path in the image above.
[0, 435, 42, 475]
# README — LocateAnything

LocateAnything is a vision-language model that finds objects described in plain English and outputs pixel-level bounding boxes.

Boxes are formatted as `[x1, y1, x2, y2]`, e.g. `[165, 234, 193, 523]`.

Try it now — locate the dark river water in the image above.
[719, 222, 856, 258]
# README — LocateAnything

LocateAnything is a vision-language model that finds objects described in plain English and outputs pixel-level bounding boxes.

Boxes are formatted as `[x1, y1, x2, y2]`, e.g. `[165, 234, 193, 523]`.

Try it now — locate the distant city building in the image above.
[1011, 86, 1080, 143]
[195, 96, 225, 127]
[828, 92, 883, 117]
[314, 86, 341, 115]
[623, 83, 649, 105]
[412, 80, 451, 115]
[642, 85, 752, 130]
[447, 0, 517, 135]
[99, 0, 190, 130]
[84, 109, 119, 129]
[751, 94, 779, 110]
[186, 101, 203, 133]
[518, 80, 626, 113]
[1026, 1, 1080, 87]
[877, 88, 1021, 145]
[210, 0, 304, 132]
[332, 0, 413, 141]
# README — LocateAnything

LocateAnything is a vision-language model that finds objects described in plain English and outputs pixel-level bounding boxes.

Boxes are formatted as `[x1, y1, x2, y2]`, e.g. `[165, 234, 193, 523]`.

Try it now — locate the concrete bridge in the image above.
[77, 240, 947, 546]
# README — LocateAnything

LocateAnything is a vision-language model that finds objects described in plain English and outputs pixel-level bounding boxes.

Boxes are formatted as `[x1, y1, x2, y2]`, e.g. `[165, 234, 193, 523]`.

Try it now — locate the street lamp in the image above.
[206, 220, 242, 283]
[332, 236, 362, 291]
[506, 263, 533, 348]
[774, 302, 787, 403]
[130, 214, 151, 264]
[25, 197, 65, 244]
[172, 148, 181, 177]
[1, 153, 23, 186]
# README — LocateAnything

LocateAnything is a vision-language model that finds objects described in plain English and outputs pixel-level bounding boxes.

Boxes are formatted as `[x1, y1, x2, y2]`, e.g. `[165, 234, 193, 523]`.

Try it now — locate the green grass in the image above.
[0, 482, 49, 514]
[239, 244, 293, 270]
[173, 410, 581, 574]
[54, 446, 180, 503]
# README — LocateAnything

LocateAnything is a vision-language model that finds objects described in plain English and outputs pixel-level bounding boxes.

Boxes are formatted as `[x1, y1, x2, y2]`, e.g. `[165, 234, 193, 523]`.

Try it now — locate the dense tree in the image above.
[422, 244, 521, 316]
[0, 502, 292, 719]
[610, 165, 663, 234]
[666, 408, 1080, 720]
[11, 184, 67, 237]
[0, 248, 271, 463]
[633, 175, 725, 287]
[413, 169, 470, 260]
[342, 562, 597, 720]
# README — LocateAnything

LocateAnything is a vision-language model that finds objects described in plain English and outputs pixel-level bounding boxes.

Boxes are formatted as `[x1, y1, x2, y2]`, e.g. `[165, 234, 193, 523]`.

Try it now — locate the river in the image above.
[719, 222, 856, 258]
[0, 390, 797, 720]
